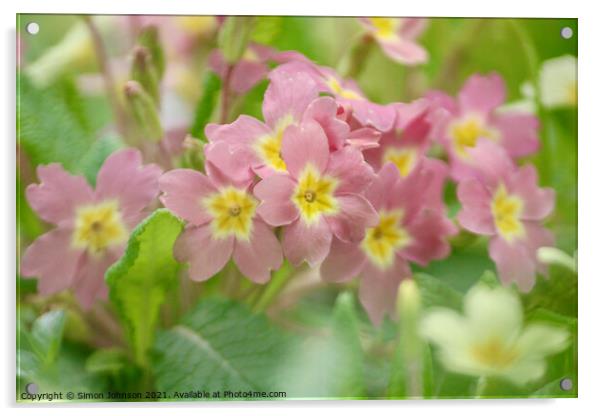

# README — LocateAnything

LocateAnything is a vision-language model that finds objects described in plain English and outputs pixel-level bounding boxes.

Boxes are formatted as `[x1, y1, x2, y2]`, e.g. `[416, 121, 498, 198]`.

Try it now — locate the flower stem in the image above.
[82, 16, 129, 141]
[338, 33, 374, 79]
[219, 64, 234, 124]
[252, 261, 294, 313]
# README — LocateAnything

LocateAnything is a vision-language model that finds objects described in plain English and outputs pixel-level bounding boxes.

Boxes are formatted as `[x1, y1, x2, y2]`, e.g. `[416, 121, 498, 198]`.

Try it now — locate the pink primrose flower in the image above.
[159, 141, 283, 283]
[428, 73, 540, 181]
[320, 161, 457, 325]
[270, 60, 397, 132]
[358, 18, 429, 65]
[20, 149, 162, 308]
[253, 120, 379, 267]
[457, 140, 555, 291]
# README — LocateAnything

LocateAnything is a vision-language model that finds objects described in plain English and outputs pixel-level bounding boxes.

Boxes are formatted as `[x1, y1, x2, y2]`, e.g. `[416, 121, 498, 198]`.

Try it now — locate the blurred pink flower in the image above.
[321, 161, 457, 325]
[363, 99, 434, 178]
[358, 18, 429, 65]
[20, 149, 162, 308]
[428, 73, 540, 181]
[457, 140, 555, 291]
[254, 120, 378, 267]
[271, 60, 397, 132]
[159, 141, 282, 283]
[208, 43, 276, 94]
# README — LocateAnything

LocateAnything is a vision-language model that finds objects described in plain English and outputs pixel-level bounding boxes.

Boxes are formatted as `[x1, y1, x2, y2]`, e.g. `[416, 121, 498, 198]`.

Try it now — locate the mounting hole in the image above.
[25, 383, 38, 395]
[560, 378, 573, 391]
[561, 26, 573, 39]
[26, 22, 40, 35]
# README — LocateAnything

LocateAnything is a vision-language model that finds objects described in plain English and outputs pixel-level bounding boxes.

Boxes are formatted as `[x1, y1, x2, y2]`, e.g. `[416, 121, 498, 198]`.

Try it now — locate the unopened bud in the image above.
[124, 80, 163, 142]
[217, 16, 256, 64]
[131, 46, 160, 104]
[137, 25, 165, 79]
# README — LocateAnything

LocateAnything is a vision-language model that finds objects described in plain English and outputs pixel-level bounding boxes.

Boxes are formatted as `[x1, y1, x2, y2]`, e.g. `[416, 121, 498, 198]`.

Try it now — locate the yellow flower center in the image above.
[254, 115, 294, 172]
[383, 147, 419, 177]
[292, 164, 339, 225]
[72, 200, 128, 255]
[326, 76, 363, 101]
[449, 115, 498, 159]
[203, 187, 257, 241]
[368, 17, 399, 40]
[491, 185, 525, 243]
[361, 210, 412, 269]
[471, 337, 519, 369]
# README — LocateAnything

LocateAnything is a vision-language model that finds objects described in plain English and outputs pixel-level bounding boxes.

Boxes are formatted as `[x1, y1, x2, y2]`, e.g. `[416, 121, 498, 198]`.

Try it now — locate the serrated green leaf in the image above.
[106, 209, 184, 367]
[18, 75, 112, 179]
[190, 72, 222, 140]
[414, 273, 463, 311]
[152, 297, 292, 396]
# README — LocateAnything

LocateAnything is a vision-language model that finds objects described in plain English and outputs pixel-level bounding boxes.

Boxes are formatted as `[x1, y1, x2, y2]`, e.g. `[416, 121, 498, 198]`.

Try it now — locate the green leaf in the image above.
[18, 75, 112, 178]
[414, 273, 464, 312]
[278, 292, 368, 398]
[106, 209, 184, 367]
[86, 348, 128, 374]
[190, 72, 222, 140]
[29, 310, 66, 366]
[330, 292, 365, 397]
[152, 297, 292, 395]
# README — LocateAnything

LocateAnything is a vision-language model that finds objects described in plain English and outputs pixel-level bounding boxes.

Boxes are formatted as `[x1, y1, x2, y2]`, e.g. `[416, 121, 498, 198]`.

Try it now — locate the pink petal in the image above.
[263, 68, 319, 128]
[425, 90, 457, 114]
[230, 60, 268, 94]
[326, 146, 376, 194]
[283, 217, 332, 267]
[457, 178, 496, 235]
[208, 49, 227, 79]
[489, 235, 537, 292]
[174, 225, 234, 281]
[398, 18, 428, 39]
[320, 237, 366, 283]
[459, 73, 506, 115]
[204, 141, 254, 189]
[359, 260, 410, 325]
[281, 120, 330, 178]
[493, 112, 540, 158]
[254, 174, 299, 226]
[95, 149, 162, 218]
[232, 220, 283, 284]
[302, 96, 350, 150]
[347, 127, 381, 150]
[508, 165, 556, 221]
[72, 250, 120, 309]
[378, 38, 428, 65]
[403, 209, 457, 266]
[26, 164, 94, 226]
[524, 222, 555, 276]
[466, 139, 516, 186]
[347, 100, 396, 132]
[205, 115, 271, 149]
[326, 194, 378, 243]
[20, 228, 82, 295]
[364, 163, 401, 210]
[159, 169, 217, 225]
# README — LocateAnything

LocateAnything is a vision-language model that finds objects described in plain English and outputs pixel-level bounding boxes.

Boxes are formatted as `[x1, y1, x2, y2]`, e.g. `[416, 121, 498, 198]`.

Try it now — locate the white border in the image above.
[3, 1, 600, 415]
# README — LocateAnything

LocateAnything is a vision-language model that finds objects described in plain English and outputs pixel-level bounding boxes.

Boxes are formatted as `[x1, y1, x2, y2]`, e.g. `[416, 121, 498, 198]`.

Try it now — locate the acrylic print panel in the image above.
[16, 14, 577, 402]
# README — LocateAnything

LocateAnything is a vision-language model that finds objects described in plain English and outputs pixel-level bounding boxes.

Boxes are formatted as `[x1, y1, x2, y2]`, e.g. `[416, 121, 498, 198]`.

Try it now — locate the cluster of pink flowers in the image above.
[21, 45, 555, 323]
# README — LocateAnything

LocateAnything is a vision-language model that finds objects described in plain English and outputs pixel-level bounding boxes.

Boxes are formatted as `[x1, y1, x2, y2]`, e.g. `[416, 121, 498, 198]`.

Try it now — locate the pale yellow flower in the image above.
[421, 284, 569, 385]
